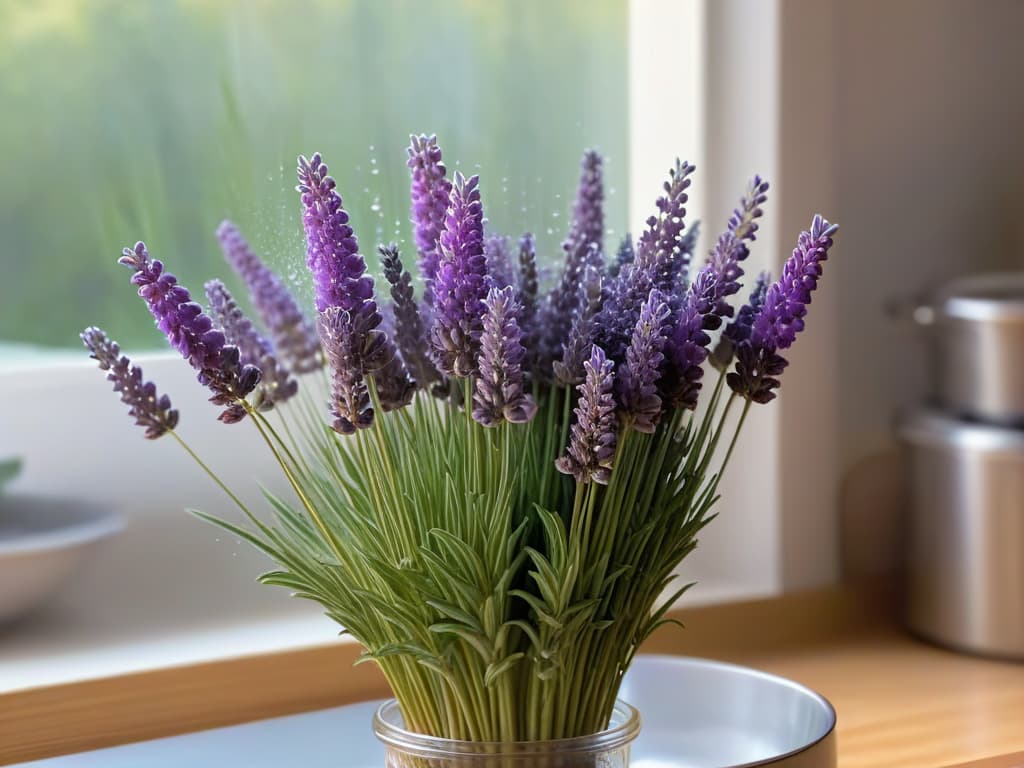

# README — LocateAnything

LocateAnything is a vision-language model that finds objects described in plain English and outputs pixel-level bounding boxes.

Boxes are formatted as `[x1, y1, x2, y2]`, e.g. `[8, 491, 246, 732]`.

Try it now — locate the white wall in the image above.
[835, 0, 1024, 469]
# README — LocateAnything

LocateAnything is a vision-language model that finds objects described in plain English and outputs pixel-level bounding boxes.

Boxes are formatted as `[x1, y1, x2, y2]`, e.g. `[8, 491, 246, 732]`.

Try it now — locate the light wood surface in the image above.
[3, 585, 1023, 767]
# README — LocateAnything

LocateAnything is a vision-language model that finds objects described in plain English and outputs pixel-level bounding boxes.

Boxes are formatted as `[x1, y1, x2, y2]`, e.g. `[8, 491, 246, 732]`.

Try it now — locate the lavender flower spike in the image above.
[556, 346, 618, 485]
[485, 235, 515, 289]
[81, 327, 179, 439]
[119, 242, 260, 424]
[704, 177, 770, 325]
[296, 153, 374, 315]
[564, 149, 605, 257]
[430, 172, 489, 378]
[662, 266, 716, 411]
[379, 243, 440, 388]
[472, 286, 537, 427]
[596, 160, 695, 360]
[553, 261, 602, 387]
[607, 234, 634, 280]
[516, 233, 540, 371]
[407, 134, 453, 303]
[617, 290, 672, 433]
[728, 216, 839, 403]
[318, 307, 374, 434]
[711, 271, 770, 371]
[205, 280, 298, 410]
[216, 221, 321, 374]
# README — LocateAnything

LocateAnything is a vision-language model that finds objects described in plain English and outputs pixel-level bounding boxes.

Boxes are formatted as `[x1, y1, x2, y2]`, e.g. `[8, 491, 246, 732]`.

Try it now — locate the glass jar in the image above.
[373, 699, 641, 767]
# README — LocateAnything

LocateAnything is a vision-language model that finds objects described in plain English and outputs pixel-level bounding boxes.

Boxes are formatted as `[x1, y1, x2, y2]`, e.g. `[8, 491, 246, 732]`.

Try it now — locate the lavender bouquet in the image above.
[84, 137, 837, 742]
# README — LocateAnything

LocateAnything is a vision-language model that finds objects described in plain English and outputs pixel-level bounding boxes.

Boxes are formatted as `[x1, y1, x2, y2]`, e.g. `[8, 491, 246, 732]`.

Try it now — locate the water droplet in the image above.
[521, 206, 528, 213]
[371, 168, 380, 175]
[552, 211, 561, 219]
[370, 157, 377, 165]
[369, 144, 375, 151]
[609, 187, 617, 196]
[546, 227, 554, 235]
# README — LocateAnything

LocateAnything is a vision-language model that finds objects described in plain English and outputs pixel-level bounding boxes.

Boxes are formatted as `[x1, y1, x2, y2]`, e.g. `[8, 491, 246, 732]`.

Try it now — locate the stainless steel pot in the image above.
[899, 409, 1024, 658]
[916, 272, 1024, 424]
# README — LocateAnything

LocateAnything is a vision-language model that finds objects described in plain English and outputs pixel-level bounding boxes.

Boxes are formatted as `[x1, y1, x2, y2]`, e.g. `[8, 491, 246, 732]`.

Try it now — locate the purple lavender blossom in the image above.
[205, 280, 298, 410]
[297, 153, 414, 421]
[607, 234, 634, 279]
[407, 134, 452, 303]
[563, 149, 604, 258]
[636, 159, 696, 292]
[515, 233, 540, 373]
[553, 264, 602, 387]
[216, 221, 321, 374]
[485, 235, 515, 289]
[662, 265, 716, 411]
[596, 160, 695, 360]
[711, 271, 770, 370]
[704, 177, 770, 324]
[373, 347, 417, 412]
[318, 307, 374, 434]
[119, 242, 260, 424]
[472, 286, 537, 426]
[539, 151, 606, 371]
[81, 327, 179, 439]
[430, 172, 490, 378]
[616, 290, 672, 433]
[379, 243, 440, 388]
[296, 153, 374, 315]
[555, 346, 618, 485]
[728, 216, 839, 403]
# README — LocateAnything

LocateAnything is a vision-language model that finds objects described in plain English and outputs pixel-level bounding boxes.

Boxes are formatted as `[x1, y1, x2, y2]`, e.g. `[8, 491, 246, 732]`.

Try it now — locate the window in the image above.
[0, 0, 629, 350]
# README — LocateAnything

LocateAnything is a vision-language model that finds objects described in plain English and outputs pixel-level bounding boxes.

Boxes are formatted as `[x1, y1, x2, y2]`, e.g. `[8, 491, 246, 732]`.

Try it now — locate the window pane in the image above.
[0, 0, 628, 350]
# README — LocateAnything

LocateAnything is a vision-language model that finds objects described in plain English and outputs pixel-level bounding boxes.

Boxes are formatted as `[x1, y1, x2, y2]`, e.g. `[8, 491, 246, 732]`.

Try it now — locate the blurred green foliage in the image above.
[0, 0, 628, 351]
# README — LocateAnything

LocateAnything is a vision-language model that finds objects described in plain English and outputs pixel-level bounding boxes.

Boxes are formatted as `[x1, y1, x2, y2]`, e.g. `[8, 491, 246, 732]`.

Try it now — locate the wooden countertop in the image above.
[3, 585, 1024, 767]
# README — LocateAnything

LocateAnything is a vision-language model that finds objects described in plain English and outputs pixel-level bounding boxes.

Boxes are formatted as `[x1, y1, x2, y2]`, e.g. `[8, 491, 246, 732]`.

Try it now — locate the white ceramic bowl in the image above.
[0, 494, 123, 623]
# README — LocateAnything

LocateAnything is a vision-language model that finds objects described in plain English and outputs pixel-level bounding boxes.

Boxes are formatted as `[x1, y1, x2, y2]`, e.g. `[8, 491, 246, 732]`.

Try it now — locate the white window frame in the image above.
[1, 0, 842, 691]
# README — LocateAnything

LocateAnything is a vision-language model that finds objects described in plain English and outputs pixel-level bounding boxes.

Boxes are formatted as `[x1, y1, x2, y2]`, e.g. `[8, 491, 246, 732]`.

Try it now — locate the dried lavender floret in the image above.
[616, 290, 672, 432]
[555, 346, 618, 485]
[119, 242, 259, 424]
[407, 134, 452, 304]
[430, 172, 489, 378]
[216, 221, 321, 374]
[81, 326, 179, 439]
[728, 216, 838, 403]
[472, 286, 537, 427]
[205, 280, 298, 410]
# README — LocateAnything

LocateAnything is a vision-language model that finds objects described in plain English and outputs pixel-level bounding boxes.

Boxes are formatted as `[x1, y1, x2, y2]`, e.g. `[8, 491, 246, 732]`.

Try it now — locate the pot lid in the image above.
[936, 272, 1024, 321]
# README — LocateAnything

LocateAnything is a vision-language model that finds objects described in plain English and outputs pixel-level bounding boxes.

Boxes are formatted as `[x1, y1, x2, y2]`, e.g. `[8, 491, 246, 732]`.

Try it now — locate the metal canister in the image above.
[899, 409, 1024, 658]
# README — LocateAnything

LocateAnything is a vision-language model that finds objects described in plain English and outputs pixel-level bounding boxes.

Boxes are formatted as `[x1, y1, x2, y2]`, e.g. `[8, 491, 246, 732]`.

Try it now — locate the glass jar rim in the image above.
[372, 698, 641, 759]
